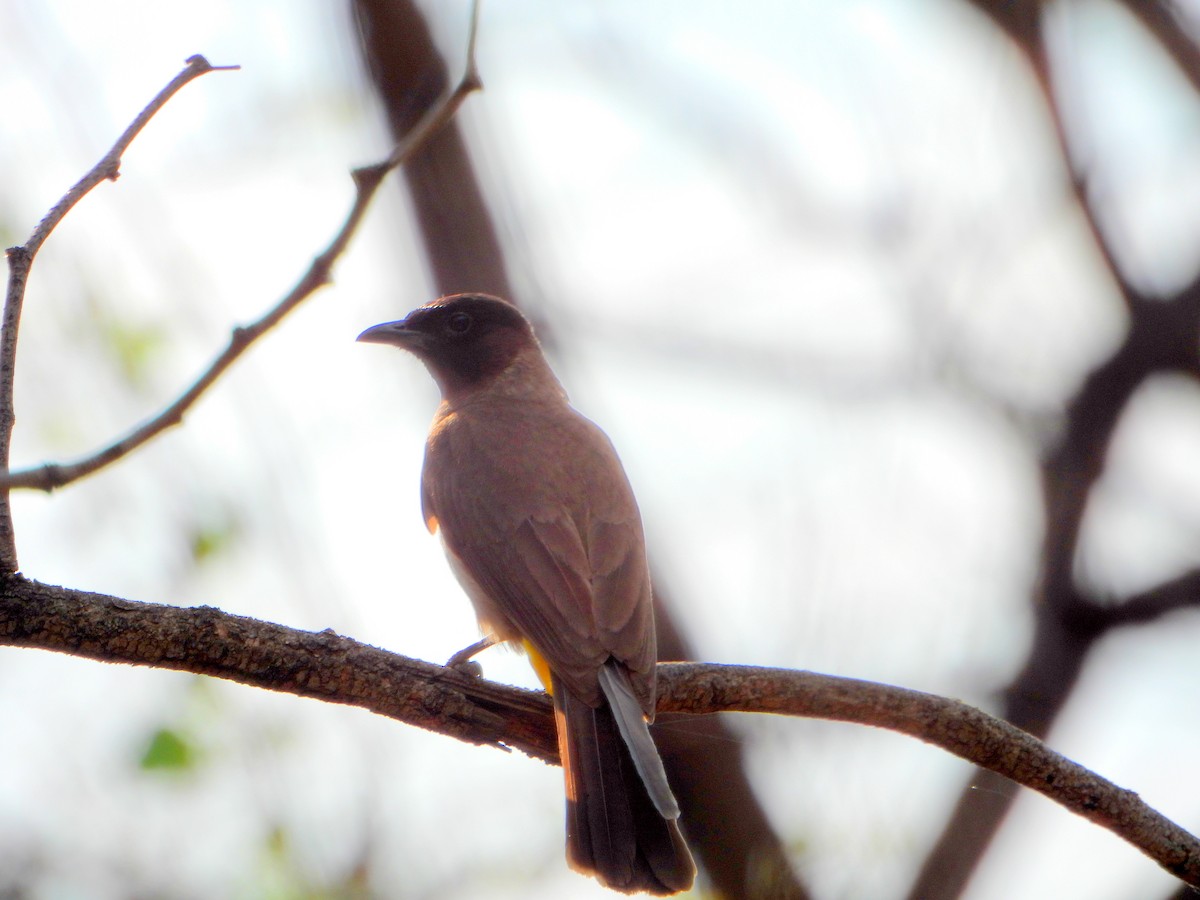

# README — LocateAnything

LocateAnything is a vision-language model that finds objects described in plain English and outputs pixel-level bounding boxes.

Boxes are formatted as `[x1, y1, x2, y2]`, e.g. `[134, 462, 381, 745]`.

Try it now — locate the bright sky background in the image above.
[3, 1, 1200, 898]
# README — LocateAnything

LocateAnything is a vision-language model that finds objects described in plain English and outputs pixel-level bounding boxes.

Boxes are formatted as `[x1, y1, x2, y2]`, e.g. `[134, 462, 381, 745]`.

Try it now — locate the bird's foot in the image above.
[445, 636, 495, 677]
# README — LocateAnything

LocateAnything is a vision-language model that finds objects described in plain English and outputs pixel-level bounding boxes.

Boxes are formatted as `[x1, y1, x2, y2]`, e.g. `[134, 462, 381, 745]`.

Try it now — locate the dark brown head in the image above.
[357, 293, 541, 400]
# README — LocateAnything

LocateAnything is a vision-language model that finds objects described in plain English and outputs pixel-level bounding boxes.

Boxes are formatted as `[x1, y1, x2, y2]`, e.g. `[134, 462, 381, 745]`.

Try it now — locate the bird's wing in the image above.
[422, 415, 656, 709]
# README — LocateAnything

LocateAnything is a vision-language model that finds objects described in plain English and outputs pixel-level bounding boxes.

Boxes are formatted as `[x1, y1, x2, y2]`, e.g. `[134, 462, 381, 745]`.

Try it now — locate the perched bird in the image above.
[358, 293, 695, 895]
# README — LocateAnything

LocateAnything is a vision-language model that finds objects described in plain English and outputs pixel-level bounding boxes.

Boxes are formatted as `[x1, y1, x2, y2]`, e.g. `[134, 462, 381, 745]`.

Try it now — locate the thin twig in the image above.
[0, 56, 238, 573]
[1, 1, 482, 494]
[1, 577, 1197, 888]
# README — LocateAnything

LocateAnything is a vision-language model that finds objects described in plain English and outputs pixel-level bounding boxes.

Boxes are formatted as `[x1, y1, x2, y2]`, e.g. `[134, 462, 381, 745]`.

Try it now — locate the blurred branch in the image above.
[653, 583, 805, 899]
[2, 574, 1198, 889]
[961, 0, 1042, 49]
[0, 10, 481, 495]
[1120, 0, 1200, 97]
[914, 280, 1200, 899]
[914, 4, 1200, 897]
[353, 0, 511, 297]
[970, 0, 1130, 291]
[966, 2, 1200, 295]
[661, 664, 1200, 890]
[349, 3, 805, 895]
[1075, 568, 1200, 630]
[0, 55, 237, 571]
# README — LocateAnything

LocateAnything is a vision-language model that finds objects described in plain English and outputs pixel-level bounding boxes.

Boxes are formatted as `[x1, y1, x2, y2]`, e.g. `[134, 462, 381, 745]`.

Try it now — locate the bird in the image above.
[358, 293, 696, 895]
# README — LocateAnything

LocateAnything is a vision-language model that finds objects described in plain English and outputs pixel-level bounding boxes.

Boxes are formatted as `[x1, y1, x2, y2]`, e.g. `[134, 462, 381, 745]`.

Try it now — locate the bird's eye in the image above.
[447, 311, 472, 334]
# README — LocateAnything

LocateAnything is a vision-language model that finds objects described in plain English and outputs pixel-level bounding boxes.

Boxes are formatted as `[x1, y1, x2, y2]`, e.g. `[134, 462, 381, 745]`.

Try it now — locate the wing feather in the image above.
[422, 402, 655, 708]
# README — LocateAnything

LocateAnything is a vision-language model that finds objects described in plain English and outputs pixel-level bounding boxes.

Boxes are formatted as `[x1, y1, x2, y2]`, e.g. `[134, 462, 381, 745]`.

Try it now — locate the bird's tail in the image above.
[554, 665, 696, 896]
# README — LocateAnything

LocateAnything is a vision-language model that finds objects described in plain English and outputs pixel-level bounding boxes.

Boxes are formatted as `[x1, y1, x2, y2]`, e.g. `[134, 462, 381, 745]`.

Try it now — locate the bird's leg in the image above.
[445, 636, 496, 676]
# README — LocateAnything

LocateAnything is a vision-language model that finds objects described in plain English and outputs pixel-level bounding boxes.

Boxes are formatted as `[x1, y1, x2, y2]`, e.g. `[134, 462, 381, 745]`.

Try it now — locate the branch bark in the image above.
[0, 55, 238, 569]
[0, 10, 480, 496]
[0, 574, 557, 762]
[2, 574, 1197, 889]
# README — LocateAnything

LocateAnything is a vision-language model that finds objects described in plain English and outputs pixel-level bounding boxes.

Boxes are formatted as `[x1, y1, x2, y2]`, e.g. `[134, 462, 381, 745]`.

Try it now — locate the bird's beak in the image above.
[356, 319, 419, 346]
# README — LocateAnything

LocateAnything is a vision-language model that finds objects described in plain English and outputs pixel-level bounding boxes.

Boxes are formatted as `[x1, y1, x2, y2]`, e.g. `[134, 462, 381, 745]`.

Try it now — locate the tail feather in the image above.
[598, 663, 680, 820]
[554, 670, 696, 896]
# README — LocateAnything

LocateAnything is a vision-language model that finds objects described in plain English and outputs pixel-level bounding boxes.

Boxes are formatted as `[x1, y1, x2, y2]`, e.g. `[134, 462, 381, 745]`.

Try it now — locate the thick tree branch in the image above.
[1, 575, 1198, 889]
[0, 5, 480, 496]
[0, 55, 238, 571]
[0, 574, 556, 762]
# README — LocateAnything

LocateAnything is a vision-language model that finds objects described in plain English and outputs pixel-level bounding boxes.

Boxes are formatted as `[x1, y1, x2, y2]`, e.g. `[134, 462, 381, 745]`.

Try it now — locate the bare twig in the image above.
[1, 1, 482, 495]
[353, 0, 509, 298]
[1, 575, 1197, 888]
[0, 55, 237, 573]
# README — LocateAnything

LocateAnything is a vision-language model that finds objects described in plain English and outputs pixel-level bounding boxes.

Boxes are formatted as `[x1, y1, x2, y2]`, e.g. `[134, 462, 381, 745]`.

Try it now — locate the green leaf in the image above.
[99, 316, 166, 388]
[189, 507, 242, 564]
[139, 727, 196, 771]
[191, 523, 233, 562]
[266, 824, 288, 860]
